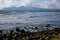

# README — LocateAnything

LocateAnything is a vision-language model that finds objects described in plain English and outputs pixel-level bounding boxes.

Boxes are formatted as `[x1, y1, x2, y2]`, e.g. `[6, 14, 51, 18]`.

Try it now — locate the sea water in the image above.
[0, 12, 60, 31]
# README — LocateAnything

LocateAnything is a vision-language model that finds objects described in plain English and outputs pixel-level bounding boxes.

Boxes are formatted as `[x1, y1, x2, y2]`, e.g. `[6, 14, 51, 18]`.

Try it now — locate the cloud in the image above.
[0, 0, 13, 8]
[0, 0, 60, 9]
[18, 0, 31, 6]
[33, 0, 60, 9]
[50, 0, 60, 8]
[33, 1, 50, 8]
[0, 0, 32, 9]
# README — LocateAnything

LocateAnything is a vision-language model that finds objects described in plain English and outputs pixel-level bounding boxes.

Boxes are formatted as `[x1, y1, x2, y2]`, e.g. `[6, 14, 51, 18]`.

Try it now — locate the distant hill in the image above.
[3, 6, 41, 10]
[1, 6, 60, 12]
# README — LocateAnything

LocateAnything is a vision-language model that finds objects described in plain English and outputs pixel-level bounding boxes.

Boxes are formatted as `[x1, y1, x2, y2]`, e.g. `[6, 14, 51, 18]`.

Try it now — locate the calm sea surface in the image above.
[0, 12, 60, 30]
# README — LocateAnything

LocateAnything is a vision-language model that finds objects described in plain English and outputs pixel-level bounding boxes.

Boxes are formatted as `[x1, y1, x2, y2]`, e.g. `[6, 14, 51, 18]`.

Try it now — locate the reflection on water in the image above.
[0, 12, 60, 30]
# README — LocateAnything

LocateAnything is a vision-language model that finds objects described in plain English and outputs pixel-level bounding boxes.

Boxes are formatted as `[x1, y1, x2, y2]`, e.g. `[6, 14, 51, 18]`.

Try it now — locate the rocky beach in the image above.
[0, 24, 60, 40]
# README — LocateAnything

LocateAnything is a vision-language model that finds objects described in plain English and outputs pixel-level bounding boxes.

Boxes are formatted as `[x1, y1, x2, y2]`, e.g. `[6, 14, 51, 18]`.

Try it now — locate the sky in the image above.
[0, 0, 60, 9]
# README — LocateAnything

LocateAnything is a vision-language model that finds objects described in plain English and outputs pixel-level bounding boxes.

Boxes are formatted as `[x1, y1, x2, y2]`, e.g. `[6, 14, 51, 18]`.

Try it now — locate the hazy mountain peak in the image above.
[3, 6, 41, 10]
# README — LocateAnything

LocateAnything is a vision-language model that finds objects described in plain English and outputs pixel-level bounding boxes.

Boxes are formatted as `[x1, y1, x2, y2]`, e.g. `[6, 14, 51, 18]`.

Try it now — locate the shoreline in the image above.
[0, 25, 60, 40]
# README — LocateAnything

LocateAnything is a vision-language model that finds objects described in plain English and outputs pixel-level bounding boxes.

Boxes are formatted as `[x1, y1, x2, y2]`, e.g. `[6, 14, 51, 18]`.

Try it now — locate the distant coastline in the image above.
[0, 6, 60, 12]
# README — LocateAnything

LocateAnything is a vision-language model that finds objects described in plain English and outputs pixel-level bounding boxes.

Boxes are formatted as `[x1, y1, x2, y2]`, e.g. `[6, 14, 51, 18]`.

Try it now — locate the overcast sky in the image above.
[0, 0, 60, 9]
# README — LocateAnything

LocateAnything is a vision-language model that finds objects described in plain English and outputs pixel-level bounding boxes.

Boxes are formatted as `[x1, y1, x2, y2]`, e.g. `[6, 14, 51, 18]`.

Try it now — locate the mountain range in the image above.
[1, 6, 60, 12]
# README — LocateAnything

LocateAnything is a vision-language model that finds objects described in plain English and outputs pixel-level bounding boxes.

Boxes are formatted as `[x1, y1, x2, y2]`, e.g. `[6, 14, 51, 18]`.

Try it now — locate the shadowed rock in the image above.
[45, 24, 51, 27]
[20, 29, 25, 33]
[10, 30, 14, 34]
[16, 27, 20, 32]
